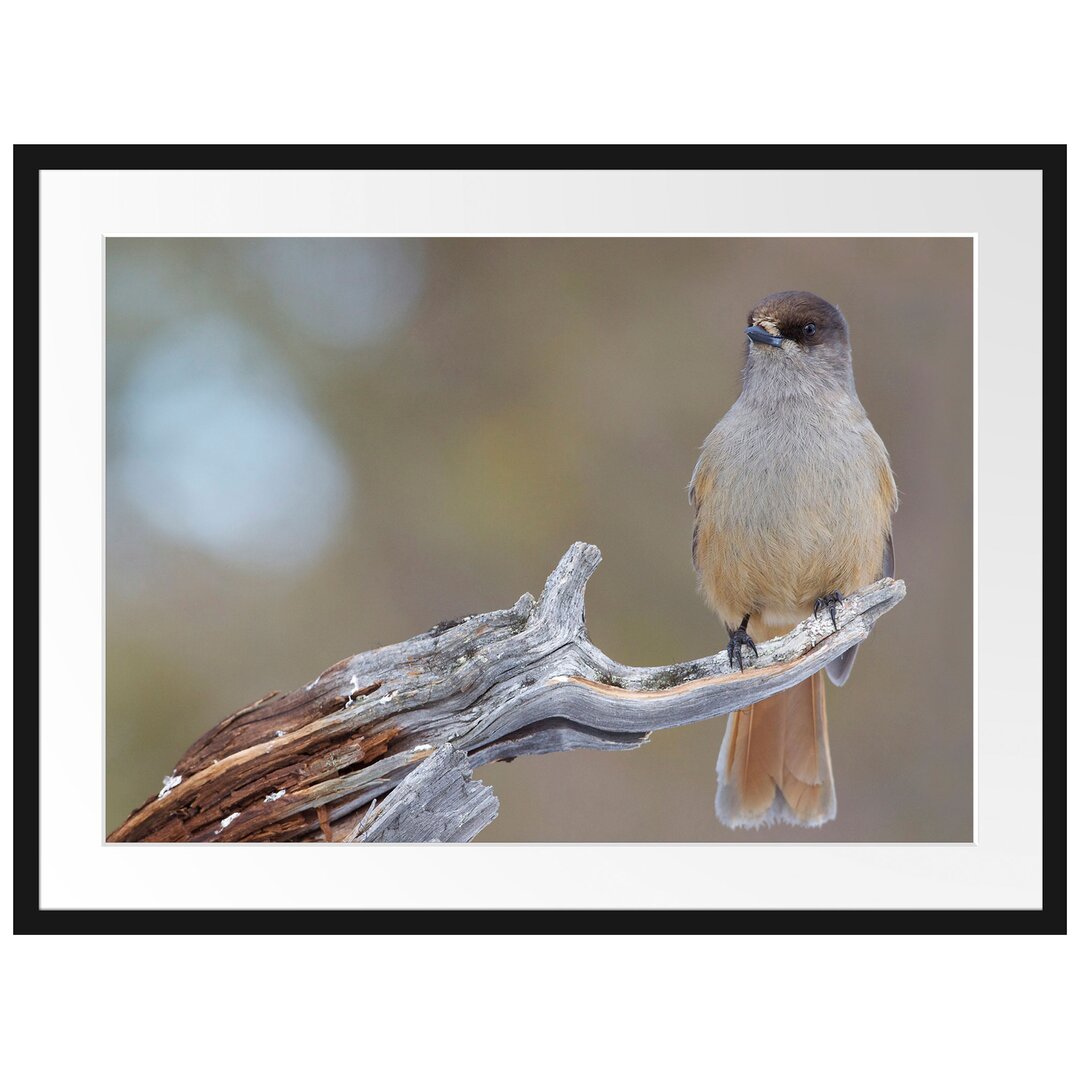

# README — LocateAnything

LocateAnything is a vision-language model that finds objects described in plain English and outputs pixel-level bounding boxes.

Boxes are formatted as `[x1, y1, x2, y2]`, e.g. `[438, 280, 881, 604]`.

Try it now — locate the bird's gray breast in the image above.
[703, 393, 880, 544]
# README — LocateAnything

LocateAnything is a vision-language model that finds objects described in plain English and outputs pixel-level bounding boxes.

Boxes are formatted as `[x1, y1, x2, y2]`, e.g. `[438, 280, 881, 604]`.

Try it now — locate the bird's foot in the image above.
[726, 626, 758, 672]
[814, 592, 844, 631]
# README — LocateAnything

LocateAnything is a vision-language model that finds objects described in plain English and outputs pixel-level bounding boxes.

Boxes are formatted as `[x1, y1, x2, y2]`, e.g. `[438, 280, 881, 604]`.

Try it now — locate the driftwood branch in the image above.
[108, 542, 906, 843]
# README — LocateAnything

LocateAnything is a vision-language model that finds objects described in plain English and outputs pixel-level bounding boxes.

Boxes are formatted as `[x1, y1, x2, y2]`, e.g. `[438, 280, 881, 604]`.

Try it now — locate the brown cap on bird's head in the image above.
[746, 291, 849, 351]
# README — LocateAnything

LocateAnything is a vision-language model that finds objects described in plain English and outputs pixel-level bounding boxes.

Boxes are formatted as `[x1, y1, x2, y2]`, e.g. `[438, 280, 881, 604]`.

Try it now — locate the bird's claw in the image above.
[814, 592, 844, 631]
[726, 627, 758, 672]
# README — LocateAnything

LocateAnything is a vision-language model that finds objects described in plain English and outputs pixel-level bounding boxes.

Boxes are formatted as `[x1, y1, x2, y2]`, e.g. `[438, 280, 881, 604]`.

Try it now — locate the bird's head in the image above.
[746, 291, 849, 355]
[743, 291, 854, 393]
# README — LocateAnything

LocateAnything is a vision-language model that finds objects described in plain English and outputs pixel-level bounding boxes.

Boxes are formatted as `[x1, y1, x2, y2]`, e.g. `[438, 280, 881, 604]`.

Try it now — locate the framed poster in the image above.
[17, 145, 1061, 930]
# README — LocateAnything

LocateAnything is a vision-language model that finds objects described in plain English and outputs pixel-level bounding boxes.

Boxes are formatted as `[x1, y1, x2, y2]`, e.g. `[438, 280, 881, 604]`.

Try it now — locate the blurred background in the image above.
[106, 236, 973, 842]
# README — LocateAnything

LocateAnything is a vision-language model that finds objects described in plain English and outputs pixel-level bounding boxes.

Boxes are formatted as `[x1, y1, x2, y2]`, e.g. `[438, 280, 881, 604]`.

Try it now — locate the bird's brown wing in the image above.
[688, 459, 712, 573]
[825, 530, 894, 688]
[882, 530, 895, 578]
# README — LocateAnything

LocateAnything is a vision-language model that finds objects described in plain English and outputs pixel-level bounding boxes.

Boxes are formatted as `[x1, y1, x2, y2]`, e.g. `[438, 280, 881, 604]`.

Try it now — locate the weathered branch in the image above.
[108, 542, 905, 843]
[347, 746, 499, 843]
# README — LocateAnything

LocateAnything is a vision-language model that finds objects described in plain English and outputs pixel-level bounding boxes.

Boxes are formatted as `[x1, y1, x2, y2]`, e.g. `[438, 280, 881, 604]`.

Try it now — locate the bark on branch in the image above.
[108, 542, 906, 843]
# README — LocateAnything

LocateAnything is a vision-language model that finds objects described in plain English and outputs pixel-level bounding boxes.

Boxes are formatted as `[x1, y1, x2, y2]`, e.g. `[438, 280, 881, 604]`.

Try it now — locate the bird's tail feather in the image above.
[715, 671, 836, 828]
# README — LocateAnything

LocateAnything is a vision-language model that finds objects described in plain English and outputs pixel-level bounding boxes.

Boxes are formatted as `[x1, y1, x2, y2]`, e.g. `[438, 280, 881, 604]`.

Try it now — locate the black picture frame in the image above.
[14, 144, 1064, 934]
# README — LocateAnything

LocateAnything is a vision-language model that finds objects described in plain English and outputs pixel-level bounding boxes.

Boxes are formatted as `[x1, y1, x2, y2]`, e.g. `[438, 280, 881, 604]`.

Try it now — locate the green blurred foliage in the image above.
[106, 236, 973, 841]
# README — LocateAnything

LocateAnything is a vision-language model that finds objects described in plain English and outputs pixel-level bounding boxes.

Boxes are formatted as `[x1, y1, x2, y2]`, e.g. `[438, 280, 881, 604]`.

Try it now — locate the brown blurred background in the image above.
[105, 236, 973, 842]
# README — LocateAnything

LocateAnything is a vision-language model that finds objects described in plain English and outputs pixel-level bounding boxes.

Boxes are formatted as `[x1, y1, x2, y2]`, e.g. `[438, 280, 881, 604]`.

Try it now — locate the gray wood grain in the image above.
[347, 746, 499, 843]
[109, 542, 905, 843]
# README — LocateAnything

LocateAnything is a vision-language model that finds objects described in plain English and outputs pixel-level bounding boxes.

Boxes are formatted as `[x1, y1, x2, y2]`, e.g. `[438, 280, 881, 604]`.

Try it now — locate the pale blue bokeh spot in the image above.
[115, 316, 351, 571]
[243, 238, 426, 350]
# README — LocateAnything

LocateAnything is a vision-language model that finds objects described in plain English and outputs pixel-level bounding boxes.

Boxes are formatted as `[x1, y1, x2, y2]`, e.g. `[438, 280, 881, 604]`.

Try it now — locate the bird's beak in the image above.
[746, 325, 784, 348]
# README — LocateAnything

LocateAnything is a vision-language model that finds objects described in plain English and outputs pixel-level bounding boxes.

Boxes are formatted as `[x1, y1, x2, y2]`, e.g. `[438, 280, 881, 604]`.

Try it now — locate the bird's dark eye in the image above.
[804, 323, 817, 337]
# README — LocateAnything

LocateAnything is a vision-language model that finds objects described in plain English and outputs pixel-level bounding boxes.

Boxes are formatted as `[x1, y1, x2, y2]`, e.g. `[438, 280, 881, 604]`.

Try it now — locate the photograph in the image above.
[104, 234, 974, 844]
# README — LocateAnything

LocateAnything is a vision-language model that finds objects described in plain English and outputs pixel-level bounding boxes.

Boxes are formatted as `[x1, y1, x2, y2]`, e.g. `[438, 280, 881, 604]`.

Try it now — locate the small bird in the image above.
[690, 291, 897, 828]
